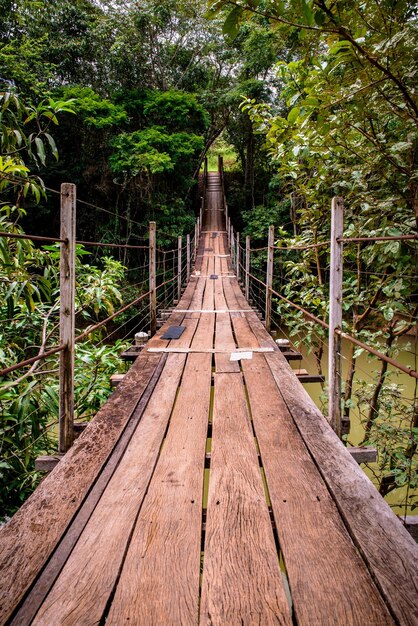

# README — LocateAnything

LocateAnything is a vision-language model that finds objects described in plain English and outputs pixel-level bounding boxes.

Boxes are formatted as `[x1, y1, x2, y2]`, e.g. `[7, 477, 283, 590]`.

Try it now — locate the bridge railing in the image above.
[227, 215, 417, 420]
[222, 184, 417, 518]
[0, 182, 201, 460]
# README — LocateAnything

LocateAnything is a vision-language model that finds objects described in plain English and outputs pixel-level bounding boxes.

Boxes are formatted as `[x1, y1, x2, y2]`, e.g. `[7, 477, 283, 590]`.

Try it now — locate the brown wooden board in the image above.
[31, 352, 186, 626]
[214, 313, 240, 373]
[106, 352, 212, 625]
[0, 350, 163, 625]
[264, 349, 418, 626]
[242, 354, 395, 626]
[200, 372, 292, 626]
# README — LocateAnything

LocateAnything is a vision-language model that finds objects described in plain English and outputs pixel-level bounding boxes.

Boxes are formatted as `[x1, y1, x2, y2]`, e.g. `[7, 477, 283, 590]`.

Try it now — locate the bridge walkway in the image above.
[0, 172, 417, 625]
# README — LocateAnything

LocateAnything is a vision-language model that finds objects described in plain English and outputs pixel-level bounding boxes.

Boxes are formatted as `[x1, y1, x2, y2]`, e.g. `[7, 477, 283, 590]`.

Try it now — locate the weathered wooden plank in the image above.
[348, 446, 378, 464]
[264, 349, 418, 626]
[106, 352, 212, 625]
[31, 353, 187, 626]
[0, 350, 163, 625]
[403, 517, 418, 542]
[214, 313, 240, 373]
[200, 372, 292, 626]
[242, 354, 395, 626]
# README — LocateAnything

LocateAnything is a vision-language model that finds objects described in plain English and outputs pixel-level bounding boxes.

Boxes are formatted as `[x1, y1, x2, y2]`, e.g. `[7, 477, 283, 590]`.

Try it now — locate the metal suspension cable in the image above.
[0, 345, 65, 377]
[0, 231, 151, 249]
[0, 231, 65, 243]
[247, 270, 418, 379]
[75, 240, 148, 250]
[276, 241, 330, 251]
[76, 290, 152, 342]
[340, 234, 418, 243]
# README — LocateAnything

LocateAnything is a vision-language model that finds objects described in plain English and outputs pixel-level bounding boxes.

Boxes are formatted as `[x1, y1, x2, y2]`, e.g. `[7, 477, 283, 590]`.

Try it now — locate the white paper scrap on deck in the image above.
[230, 351, 253, 361]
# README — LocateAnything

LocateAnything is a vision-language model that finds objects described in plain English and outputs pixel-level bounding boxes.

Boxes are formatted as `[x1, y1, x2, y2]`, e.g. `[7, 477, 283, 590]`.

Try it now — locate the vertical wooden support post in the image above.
[59, 183, 76, 453]
[194, 222, 198, 257]
[186, 233, 191, 282]
[236, 232, 240, 280]
[265, 225, 274, 332]
[197, 216, 201, 237]
[328, 197, 344, 437]
[218, 154, 223, 174]
[200, 199, 203, 232]
[230, 227, 235, 270]
[245, 235, 250, 301]
[177, 235, 182, 301]
[149, 221, 157, 336]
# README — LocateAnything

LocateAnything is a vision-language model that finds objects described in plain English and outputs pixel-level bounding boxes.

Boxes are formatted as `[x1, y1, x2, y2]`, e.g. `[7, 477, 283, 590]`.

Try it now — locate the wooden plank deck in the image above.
[1, 172, 417, 625]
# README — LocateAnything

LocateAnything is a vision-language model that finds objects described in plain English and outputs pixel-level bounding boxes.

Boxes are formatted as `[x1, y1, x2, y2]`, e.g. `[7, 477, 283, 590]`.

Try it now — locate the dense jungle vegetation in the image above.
[0, 0, 417, 519]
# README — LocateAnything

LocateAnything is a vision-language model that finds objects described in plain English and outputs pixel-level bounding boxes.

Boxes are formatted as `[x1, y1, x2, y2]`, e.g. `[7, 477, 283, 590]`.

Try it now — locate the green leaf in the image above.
[44, 133, 59, 160]
[287, 107, 300, 124]
[223, 5, 242, 40]
[34, 137, 46, 166]
[314, 9, 326, 26]
[301, 0, 314, 26]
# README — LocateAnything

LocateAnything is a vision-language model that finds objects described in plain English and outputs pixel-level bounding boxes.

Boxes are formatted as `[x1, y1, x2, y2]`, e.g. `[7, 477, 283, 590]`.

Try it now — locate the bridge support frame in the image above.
[245, 236, 250, 301]
[265, 225, 274, 332]
[177, 235, 182, 301]
[59, 183, 76, 453]
[328, 197, 344, 437]
[149, 221, 157, 336]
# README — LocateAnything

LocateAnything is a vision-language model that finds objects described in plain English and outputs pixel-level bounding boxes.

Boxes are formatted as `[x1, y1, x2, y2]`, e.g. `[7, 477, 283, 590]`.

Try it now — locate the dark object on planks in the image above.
[209, 275, 218, 280]
[161, 326, 186, 340]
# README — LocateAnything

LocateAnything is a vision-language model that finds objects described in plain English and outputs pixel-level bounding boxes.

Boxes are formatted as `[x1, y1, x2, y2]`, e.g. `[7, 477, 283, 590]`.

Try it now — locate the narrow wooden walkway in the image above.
[1, 173, 417, 625]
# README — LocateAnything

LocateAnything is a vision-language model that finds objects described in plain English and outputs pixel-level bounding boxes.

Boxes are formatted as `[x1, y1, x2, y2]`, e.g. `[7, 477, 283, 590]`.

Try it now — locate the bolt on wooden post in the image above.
[265, 225, 274, 332]
[149, 221, 157, 336]
[245, 236, 250, 301]
[328, 197, 344, 437]
[177, 235, 182, 301]
[59, 183, 76, 453]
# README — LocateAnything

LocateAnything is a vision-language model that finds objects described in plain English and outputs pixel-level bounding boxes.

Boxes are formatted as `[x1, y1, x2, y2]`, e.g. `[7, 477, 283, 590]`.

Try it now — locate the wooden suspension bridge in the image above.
[0, 172, 417, 626]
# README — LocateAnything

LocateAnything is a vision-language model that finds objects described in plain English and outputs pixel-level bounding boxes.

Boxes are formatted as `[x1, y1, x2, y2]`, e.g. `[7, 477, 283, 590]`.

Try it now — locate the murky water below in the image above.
[287, 334, 417, 517]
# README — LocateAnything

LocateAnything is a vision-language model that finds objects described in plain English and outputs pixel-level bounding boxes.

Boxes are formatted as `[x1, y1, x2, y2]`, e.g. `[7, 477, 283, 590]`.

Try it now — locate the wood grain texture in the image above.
[31, 353, 186, 626]
[242, 354, 395, 626]
[264, 349, 418, 626]
[106, 353, 212, 626]
[0, 350, 162, 625]
[214, 313, 240, 373]
[200, 373, 292, 626]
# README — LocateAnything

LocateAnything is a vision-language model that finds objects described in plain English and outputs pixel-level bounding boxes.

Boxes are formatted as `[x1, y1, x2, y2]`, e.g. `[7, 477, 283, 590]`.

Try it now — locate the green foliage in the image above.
[61, 87, 128, 129]
[0, 209, 130, 518]
[143, 90, 209, 133]
[110, 127, 203, 176]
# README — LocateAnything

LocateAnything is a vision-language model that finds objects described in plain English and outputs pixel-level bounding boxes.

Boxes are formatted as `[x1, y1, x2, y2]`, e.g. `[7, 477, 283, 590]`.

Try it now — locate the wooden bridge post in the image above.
[236, 232, 240, 280]
[245, 236, 250, 301]
[149, 221, 157, 336]
[328, 197, 344, 437]
[59, 183, 76, 453]
[194, 222, 198, 257]
[200, 199, 203, 232]
[186, 234, 191, 282]
[218, 154, 223, 174]
[230, 227, 235, 271]
[265, 225, 274, 332]
[177, 235, 182, 301]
